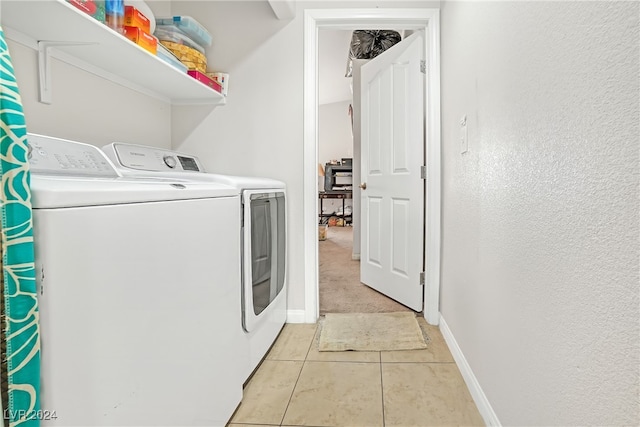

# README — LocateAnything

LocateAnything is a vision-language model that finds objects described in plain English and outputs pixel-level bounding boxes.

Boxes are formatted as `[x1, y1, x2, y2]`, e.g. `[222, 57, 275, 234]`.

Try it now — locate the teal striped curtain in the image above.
[0, 26, 41, 427]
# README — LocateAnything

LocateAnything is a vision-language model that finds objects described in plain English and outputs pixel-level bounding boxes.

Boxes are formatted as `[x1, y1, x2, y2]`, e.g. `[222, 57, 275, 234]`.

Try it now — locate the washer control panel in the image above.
[28, 134, 119, 177]
[110, 143, 204, 173]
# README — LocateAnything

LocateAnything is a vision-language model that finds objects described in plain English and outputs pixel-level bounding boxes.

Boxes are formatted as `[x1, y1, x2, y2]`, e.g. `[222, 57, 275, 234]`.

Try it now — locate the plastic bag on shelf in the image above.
[155, 16, 212, 47]
[345, 30, 402, 77]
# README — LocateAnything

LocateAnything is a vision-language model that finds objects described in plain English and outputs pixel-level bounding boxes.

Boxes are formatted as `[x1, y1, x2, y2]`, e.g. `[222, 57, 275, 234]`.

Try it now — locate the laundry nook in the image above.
[0, 1, 637, 427]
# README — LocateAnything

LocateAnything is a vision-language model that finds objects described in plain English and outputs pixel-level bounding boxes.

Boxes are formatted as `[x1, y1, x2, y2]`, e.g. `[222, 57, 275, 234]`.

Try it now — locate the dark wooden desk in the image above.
[318, 191, 352, 226]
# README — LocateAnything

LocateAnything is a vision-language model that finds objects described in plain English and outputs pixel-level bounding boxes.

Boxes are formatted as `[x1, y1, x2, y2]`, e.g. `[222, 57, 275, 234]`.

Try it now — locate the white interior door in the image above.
[360, 32, 424, 311]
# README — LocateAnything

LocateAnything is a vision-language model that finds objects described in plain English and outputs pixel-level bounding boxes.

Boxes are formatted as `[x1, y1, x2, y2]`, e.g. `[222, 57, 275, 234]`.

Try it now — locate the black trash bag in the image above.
[345, 30, 402, 77]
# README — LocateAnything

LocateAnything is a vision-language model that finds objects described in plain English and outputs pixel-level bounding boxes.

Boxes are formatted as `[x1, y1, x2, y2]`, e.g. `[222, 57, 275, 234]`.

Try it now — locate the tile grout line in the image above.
[303, 323, 319, 360]
[278, 359, 306, 427]
[277, 323, 318, 426]
[381, 360, 456, 365]
[304, 359, 381, 365]
[379, 352, 386, 427]
[233, 423, 279, 426]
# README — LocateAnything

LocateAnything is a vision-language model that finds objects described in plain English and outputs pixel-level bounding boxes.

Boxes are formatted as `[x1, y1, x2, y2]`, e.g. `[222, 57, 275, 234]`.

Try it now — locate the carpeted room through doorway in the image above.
[319, 226, 415, 314]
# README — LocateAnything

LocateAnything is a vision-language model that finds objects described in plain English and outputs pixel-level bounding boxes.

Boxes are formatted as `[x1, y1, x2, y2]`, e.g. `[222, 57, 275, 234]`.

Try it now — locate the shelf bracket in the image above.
[37, 40, 95, 104]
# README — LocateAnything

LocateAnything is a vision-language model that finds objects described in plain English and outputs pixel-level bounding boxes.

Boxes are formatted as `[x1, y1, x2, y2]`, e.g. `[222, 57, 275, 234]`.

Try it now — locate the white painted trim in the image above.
[439, 316, 501, 426]
[303, 8, 442, 325]
[424, 11, 442, 327]
[303, 11, 320, 324]
[286, 309, 307, 324]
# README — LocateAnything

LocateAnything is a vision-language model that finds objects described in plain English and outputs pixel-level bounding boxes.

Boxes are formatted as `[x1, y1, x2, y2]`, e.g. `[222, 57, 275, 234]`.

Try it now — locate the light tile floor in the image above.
[228, 317, 485, 427]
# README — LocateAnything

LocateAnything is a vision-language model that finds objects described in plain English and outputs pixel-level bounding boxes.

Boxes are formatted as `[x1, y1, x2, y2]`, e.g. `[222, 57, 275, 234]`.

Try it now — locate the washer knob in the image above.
[163, 155, 177, 169]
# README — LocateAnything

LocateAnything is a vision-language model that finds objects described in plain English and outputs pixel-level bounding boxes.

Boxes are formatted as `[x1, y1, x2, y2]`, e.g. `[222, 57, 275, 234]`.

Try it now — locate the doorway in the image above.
[303, 9, 442, 325]
[317, 29, 416, 315]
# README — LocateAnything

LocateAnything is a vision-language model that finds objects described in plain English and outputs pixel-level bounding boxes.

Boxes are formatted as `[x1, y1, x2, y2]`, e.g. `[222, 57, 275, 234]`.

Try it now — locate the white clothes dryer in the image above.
[102, 142, 287, 380]
[29, 134, 244, 426]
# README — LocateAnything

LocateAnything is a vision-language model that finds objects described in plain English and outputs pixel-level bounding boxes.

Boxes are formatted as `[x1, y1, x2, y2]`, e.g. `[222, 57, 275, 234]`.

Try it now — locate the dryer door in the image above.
[242, 189, 286, 332]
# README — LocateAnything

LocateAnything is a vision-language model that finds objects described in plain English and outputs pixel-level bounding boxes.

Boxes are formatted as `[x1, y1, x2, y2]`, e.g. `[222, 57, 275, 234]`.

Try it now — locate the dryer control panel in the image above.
[107, 143, 205, 173]
[28, 133, 119, 177]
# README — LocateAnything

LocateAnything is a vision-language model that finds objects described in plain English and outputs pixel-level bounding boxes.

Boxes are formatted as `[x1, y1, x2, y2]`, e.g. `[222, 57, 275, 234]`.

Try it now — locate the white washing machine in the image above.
[29, 134, 244, 426]
[102, 142, 287, 380]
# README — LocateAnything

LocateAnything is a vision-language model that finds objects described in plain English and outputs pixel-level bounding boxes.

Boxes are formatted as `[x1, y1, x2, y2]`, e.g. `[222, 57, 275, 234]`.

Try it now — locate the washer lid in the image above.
[31, 176, 238, 209]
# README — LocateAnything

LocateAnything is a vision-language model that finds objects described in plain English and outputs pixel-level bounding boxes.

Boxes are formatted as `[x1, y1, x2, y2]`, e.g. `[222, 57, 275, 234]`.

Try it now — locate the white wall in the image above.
[3, 0, 173, 148]
[319, 100, 352, 167]
[318, 100, 353, 219]
[440, 2, 639, 425]
[170, 0, 441, 314]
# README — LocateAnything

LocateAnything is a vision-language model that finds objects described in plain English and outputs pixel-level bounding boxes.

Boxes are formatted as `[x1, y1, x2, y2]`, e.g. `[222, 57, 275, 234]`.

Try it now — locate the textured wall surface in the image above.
[440, 1, 639, 425]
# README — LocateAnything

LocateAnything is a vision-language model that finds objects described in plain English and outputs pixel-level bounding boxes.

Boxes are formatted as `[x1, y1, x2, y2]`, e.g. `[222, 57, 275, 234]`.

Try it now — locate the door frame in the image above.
[302, 8, 441, 325]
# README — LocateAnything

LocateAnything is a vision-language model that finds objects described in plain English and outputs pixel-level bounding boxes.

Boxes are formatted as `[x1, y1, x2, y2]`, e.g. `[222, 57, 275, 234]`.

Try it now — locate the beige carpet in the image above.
[319, 226, 414, 314]
[319, 312, 428, 352]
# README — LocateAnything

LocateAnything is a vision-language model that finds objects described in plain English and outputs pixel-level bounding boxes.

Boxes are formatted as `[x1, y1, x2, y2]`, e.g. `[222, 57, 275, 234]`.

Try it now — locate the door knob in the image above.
[359, 182, 367, 190]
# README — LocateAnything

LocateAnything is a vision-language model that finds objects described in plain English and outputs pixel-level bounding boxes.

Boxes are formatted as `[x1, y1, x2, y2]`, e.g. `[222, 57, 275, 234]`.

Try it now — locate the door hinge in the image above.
[419, 271, 425, 286]
[421, 165, 426, 179]
[420, 60, 426, 74]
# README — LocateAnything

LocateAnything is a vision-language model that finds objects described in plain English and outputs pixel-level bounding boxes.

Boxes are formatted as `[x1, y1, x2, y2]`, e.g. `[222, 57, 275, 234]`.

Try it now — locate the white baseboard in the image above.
[439, 315, 501, 426]
[286, 309, 308, 323]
